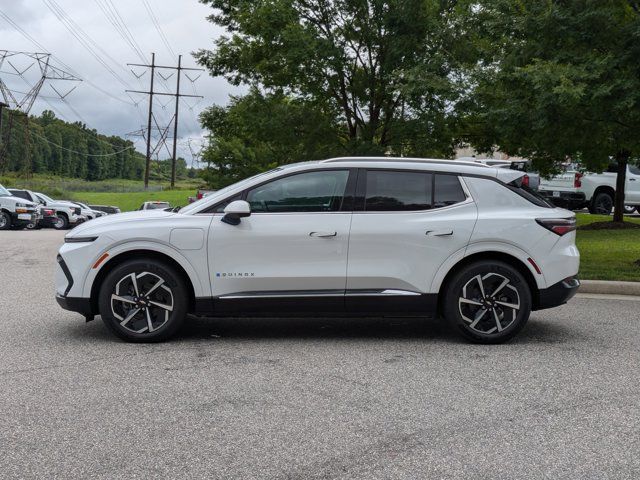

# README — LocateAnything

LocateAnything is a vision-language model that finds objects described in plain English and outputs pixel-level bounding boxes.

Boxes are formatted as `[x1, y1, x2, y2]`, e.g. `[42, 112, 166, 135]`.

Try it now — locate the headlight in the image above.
[15, 202, 27, 208]
[65, 236, 99, 243]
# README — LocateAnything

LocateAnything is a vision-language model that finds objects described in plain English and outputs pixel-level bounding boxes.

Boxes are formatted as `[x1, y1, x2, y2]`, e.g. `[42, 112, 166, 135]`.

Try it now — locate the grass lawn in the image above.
[71, 190, 195, 212]
[575, 213, 640, 281]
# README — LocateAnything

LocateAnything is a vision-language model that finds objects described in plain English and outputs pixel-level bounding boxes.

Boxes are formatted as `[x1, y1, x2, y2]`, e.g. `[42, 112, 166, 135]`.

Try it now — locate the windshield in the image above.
[75, 203, 89, 209]
[38, 193, 54, 203]
[0, 185, 11, 197]
[180, 168, 284, 214]
[147, 202, 170, 210]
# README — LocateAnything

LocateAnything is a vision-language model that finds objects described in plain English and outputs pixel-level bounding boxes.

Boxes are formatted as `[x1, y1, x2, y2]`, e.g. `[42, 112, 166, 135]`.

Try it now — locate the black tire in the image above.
[0, 211, 11, 230]
[623, 205, 637, 215]
[589, 192, 614, 215]
[98, 259, 188, 342]
[53, 213, 69, 230]
[442, 260, 532, 344]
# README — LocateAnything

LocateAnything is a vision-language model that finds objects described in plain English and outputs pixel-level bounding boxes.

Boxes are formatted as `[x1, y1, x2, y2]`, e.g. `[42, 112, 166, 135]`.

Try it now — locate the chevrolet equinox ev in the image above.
[56, 157, 580, 343]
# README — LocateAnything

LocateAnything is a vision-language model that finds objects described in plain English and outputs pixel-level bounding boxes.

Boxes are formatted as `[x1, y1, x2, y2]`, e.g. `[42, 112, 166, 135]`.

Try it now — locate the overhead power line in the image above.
[141, 0, 176, 59]
[31, 130, 136, 156]
[0, 9, 133, 106]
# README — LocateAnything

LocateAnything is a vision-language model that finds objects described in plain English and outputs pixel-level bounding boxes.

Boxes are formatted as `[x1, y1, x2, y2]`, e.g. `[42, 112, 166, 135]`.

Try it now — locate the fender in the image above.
[80, 239, 210, 299]
[429, 241, 547, 293]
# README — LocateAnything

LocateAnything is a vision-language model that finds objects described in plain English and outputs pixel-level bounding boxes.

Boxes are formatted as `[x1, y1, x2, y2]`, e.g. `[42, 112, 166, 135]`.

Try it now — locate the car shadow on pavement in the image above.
[62, 314, 574, 345]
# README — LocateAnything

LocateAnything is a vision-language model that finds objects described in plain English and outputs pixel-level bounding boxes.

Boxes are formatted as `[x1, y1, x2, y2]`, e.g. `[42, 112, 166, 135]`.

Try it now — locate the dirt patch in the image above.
[578, 221, 640, 231]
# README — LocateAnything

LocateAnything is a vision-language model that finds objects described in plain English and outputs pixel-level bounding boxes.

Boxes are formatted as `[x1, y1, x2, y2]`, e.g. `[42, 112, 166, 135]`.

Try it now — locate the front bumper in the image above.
[10, 210, 37, 225]
[56, 295, 94, 316]
[534, 276, 580, 310]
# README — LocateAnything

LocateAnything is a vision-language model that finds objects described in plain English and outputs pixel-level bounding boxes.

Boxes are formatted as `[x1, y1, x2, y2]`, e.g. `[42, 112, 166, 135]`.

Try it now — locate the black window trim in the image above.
[197, 167, 358, 215]
[355, 167, 471, 214]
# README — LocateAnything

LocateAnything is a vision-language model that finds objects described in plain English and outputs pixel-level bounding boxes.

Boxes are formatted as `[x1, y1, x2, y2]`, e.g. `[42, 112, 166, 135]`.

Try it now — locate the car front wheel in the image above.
[53, 214, 69, 230]
[443, 260, 532, 344]
[98, 259, 188, 342]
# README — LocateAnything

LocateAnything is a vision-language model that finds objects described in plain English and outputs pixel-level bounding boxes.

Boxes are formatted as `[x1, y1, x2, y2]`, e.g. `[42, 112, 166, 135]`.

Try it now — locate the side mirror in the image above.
[222, 200, 251, 225]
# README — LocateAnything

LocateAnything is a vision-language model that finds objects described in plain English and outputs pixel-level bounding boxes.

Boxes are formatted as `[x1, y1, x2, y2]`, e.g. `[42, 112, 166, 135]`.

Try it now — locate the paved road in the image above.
[1, 230, 639, 479]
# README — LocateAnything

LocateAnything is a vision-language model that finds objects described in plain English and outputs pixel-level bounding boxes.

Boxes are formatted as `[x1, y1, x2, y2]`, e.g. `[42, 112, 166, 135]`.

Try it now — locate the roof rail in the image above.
[320, 156, 489, 167]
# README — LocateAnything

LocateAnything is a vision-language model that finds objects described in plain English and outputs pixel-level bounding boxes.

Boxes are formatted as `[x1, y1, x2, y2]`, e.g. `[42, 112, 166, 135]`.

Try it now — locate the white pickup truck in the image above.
[538, 163, 640, 214]
[0, 184, 40, 230]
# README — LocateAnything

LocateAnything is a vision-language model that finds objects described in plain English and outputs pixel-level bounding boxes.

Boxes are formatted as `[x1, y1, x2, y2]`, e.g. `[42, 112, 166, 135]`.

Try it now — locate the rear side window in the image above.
[434, 174, 466, 208]
[10, 190, 29, 201]
[364, 171, 432, 211]
[363, 170, 467, 211]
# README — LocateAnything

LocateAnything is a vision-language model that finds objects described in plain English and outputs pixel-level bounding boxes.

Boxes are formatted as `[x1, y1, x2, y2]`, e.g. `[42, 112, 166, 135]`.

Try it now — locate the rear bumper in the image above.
[539, 191, 587, 210]
[534, 276, 580, 310]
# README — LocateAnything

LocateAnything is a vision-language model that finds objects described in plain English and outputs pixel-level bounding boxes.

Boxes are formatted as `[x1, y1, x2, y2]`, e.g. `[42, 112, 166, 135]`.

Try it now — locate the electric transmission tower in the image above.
[0, 50, 81, 173]
[126, 53, 203, 189]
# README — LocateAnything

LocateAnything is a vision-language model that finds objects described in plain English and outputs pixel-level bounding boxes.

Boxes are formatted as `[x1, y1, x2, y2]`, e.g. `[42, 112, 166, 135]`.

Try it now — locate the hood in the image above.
[0, 194, 38, 208]
[66, 209, 175, 237]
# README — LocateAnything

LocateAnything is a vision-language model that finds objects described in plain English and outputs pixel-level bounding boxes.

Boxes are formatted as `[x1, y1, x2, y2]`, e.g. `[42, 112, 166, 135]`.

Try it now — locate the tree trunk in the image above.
[613, 150, 629, 223]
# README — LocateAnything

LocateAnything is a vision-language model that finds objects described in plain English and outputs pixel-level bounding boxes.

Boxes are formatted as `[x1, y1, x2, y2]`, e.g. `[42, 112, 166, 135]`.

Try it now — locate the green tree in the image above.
[465, 0, 640, 222]
[195, 0, 475, 182]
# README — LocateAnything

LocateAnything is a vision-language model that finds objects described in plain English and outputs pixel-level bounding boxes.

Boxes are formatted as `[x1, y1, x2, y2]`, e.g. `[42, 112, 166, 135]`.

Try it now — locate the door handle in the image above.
[309, 231, 337, 238]
[629, 178, 637, 182]
[426, 229, 453, 237]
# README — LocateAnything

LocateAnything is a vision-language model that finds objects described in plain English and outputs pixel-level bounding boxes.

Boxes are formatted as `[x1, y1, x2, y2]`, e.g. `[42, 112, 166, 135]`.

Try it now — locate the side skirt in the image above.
[193, 291, 439, 317]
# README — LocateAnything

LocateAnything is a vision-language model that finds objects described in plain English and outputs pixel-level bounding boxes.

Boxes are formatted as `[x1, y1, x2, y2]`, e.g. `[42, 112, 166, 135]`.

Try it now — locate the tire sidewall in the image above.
[53, 214, 69, 230]
[0, 212, 11, 230]
[593, 192, 613, 215]
[444, 260, 532, 344]
[98, 259, 188, 342]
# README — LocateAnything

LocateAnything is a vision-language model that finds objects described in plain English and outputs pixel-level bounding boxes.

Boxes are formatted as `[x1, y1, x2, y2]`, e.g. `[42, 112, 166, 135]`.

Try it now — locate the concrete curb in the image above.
[579, 280, 640, 296]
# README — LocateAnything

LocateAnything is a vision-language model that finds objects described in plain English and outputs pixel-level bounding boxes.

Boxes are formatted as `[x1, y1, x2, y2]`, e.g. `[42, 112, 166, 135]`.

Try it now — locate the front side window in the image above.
[246, 170, 349, 213]
[629, 165, 640, 175]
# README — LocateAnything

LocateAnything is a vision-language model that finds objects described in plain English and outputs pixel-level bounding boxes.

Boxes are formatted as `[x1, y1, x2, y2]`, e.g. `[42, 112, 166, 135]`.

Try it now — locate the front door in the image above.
[208, 169, 353, 314]
[345, 169, 477, 314]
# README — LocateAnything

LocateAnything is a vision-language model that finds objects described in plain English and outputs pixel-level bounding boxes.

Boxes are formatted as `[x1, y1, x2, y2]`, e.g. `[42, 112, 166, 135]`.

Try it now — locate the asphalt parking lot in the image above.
[1, 230, 639, 479]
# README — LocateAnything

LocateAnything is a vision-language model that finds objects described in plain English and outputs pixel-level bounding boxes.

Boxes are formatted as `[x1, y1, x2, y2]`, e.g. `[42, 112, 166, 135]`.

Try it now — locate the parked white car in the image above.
[55, 157, 580, 344]
[33, 192, 86, 229]
[538, 163, 640, 214]
[72, 202, 106, 221]
[0, 184, 39, 230]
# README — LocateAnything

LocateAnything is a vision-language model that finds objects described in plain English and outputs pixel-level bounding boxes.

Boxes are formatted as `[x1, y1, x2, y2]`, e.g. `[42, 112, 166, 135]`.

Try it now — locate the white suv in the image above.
[55, 158, 580, 344]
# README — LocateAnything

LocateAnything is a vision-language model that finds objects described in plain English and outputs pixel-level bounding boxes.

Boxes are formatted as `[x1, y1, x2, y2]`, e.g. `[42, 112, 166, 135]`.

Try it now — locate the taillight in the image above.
[574, 172, 583, 188]
[197, 192, 203, 200]
[522, 174, 530, 187]
[536, 218, 577, 236]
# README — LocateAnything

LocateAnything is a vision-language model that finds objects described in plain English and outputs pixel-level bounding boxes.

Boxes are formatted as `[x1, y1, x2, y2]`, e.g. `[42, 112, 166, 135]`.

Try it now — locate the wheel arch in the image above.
[89, 249, 197, 315]
[436, 251, 541, 312]
[591, 185, 615, 202]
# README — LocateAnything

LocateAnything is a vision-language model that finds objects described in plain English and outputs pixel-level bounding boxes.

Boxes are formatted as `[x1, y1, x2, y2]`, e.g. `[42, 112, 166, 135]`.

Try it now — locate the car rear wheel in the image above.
[98, 259, 188, 342]
[443, 260, 532, 344]
[589, 192, 613, 215]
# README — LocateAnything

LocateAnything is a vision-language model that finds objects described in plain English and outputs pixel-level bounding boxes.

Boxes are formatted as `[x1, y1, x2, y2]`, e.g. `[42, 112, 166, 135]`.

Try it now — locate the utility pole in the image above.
[143, 53, 155, 189]
[170, 55, 182, 188]
[126, 54, 202, 189]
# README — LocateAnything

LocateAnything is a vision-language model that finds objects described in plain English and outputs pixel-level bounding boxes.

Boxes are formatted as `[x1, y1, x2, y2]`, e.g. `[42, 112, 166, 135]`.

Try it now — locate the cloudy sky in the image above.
[0, 0, 241, 164]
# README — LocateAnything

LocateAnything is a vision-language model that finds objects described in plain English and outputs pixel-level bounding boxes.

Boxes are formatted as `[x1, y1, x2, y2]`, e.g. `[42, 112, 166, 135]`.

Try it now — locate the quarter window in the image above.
[246, 170, 349, 213]
[434, 174, 466, 207]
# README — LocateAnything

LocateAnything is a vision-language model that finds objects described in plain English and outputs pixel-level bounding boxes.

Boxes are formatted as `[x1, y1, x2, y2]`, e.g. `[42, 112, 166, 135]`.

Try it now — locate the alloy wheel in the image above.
[111, 271, 174, 334]
[458, 273, 521, 335]
[0, 215, 7, 229]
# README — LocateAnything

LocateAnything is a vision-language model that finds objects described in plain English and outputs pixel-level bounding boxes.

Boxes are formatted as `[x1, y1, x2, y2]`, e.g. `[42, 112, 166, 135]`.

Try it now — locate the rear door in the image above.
[345, 169, 477, 313]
